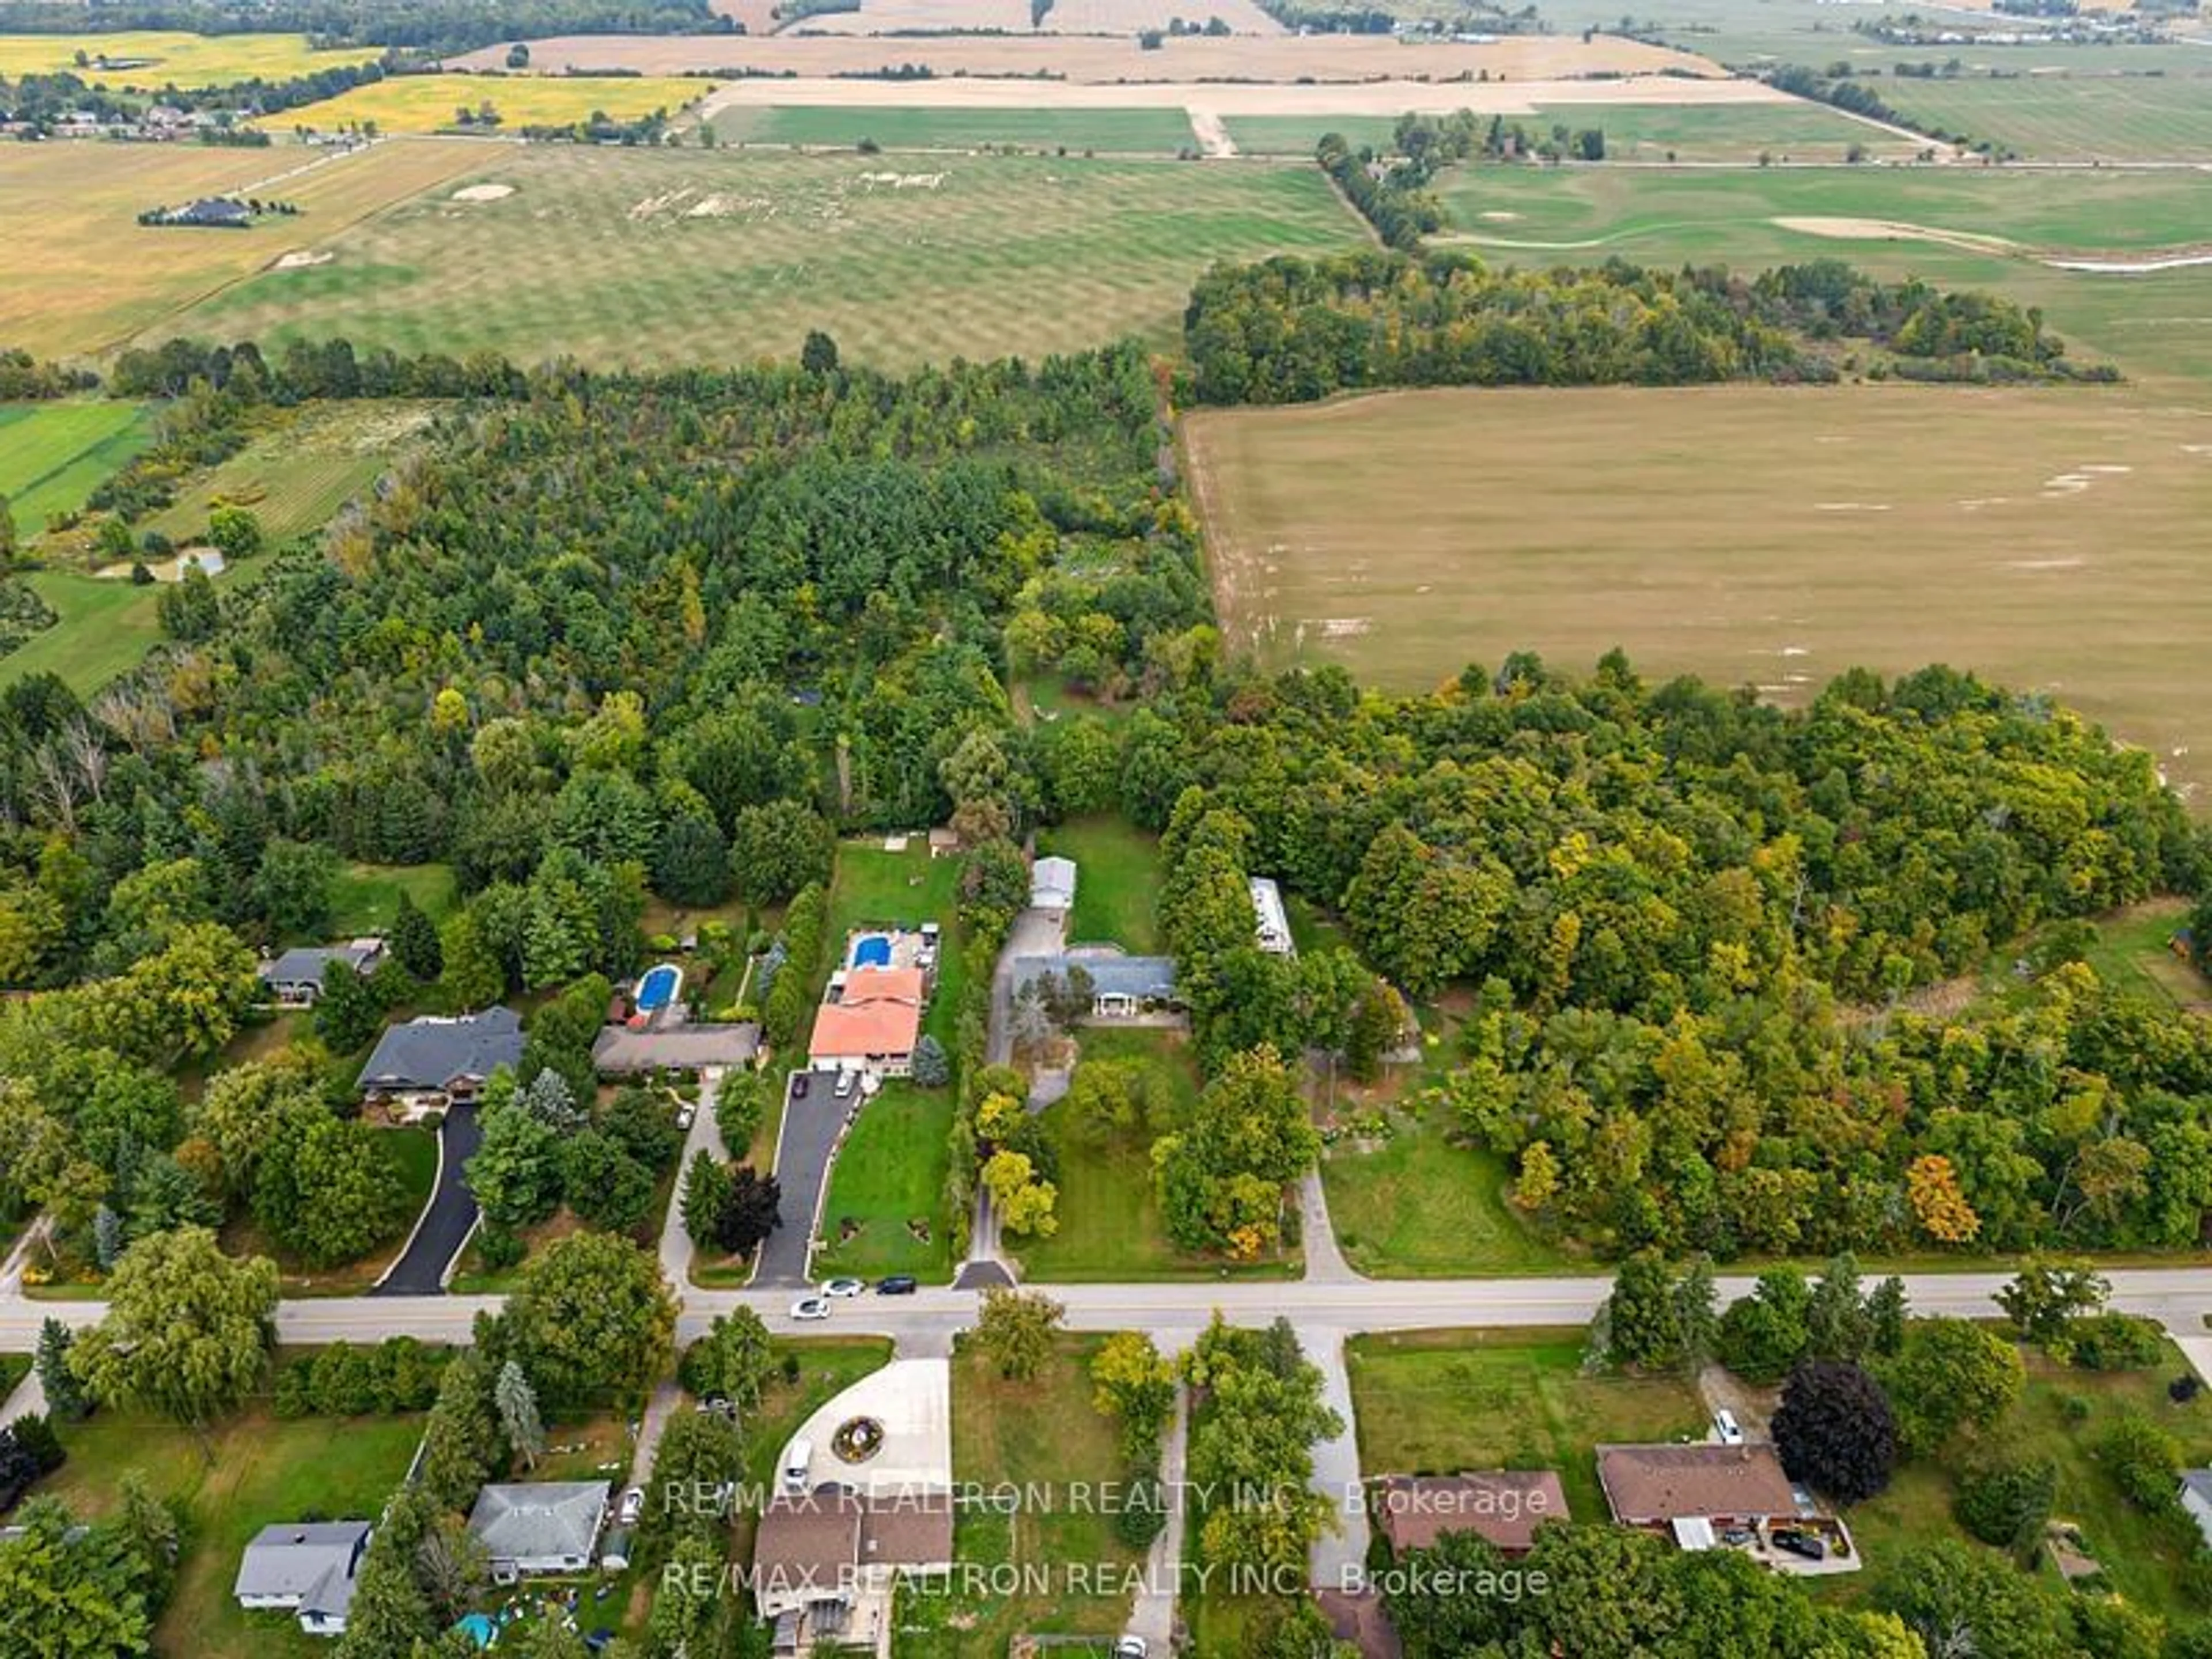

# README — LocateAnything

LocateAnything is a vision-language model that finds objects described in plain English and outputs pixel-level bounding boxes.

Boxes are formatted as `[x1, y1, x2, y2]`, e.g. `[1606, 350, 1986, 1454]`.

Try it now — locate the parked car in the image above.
[877, 1274, 918, 1296]
[1719, 1527, 1755, 1547]
[1770, 1529, 1827, 1562]
[676, 1103, 696, 1130]
[834, 1069, 856, 1099]
[618, 1486, 645, 1527]
[791, 1071, 810, 1099]
[790, 1296, 832, 1321]
[823, 1277, 866, 1298]
[1713, 1408, 1743, 1446]
[1115, 1638, 1149, 1659]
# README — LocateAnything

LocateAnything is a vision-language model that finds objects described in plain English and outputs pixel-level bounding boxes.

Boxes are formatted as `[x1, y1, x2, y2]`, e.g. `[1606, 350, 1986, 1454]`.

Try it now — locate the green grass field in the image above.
[1035, 815, 1163, 953]
[1321, 1103, 1569, 1277]
[325, 861, 459, 937]
[0, 402, 155, 541]
[1191, 381, 2212, 800]
[39, 1408, 425, 1659]
[1879, 71, 2212, 161]
[824, 839, 969, 1051]
[716, 103, 1201, 153]
[902, 1335, 1144, 1655]
[175, 146, 1361, 371]
[812, 1081, 956, 1282]
[281, 73, 716, 135]
[145, 401, 436, 550]
[0, 29, 378, 86]
[0, 1351, 28, 1397]
[1346, 1328, 1707, 1520]
[1229, 100, 1905, 162]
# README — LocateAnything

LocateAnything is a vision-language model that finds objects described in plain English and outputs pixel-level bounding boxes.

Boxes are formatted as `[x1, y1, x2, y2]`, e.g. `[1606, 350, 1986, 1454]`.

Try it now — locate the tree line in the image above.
[1183, 249, 2105, 404]
[0, 0, 732, 56]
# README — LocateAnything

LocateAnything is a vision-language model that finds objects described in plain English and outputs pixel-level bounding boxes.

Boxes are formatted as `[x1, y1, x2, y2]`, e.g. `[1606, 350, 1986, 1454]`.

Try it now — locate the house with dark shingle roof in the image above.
[1011, 953, 1182, 1020]
[259, 940, 385, 1006]
[234, 1520, 372, 1637]
[357, 1006, 524, 1116]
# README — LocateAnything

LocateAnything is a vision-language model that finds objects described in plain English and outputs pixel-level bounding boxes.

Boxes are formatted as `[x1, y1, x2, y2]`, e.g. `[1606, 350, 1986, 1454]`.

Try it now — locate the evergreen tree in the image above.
[389, 891, 443, 980]
[35, 1317, 87, 1421]
[494, 1359, 545, 1469]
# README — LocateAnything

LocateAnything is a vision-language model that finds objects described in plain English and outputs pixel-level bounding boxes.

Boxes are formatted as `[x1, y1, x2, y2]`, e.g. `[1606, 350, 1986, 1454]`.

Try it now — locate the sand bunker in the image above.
[1774, 217, 2022, 257]
[271, 249, 332, 271]
[1478, 210, 1522, 222]
[857, 171, 945, 190]
[452, 183, 516, 203]
[2046, 251, 2212, 274]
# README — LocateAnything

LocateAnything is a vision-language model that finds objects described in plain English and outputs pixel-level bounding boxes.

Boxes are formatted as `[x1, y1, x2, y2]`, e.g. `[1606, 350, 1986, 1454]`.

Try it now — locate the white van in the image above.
[1713, 1408, 1744, 1446]
[782, 1438, 813, 1495]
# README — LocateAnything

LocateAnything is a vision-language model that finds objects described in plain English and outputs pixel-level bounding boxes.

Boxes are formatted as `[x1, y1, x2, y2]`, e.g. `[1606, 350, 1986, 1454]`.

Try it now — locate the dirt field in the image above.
[445, 30, 1720, 82]
[1189, 384, 2212, 798]
[0, 137, 486, 358]
[790, 0, 1282, 30]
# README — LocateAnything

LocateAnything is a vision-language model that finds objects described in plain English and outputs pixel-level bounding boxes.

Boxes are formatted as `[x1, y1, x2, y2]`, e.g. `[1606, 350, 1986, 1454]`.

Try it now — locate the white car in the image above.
[790, 1296, 832, 1321]
[617, 1486, 645, 1527]
[1713, 1408, 1744, 1446]
[822, 1277, 866, 1298]
[676, 1103, 696, 1131]
[1115, 1638, 1149, 1659]
[834, 1069, 857, 1099]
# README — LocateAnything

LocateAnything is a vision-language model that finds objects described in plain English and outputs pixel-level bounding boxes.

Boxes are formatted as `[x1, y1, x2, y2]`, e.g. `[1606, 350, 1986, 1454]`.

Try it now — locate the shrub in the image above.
[475, 1226, 525, 1272]
[1113, 1467, 1168, 1549]
[2096, 1410, 2181, 1514]
[2069, 1313, 2166, 1373]
[1954, 1455, 2056, 1554]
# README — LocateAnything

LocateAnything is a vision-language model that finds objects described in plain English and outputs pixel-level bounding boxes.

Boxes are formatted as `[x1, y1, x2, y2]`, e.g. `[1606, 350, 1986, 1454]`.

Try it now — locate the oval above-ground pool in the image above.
[850, 933, 893, 969]
[635, 961, 682, 1013]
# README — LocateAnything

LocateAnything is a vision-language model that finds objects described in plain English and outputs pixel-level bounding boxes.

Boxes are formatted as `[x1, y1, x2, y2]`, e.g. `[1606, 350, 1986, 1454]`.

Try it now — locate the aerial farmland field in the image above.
[1189, 384, 2212, 797]
[1877, 72, 2212, 161]
[712, 103, 1203, 154]
[173, 146, 1363, 369]
[0, 402, 154, 541]
[1228, 100, 1911, 162]
[0, 137, 485, 357]
[0, 29, 378, 85]
[278, 73, 717, 134]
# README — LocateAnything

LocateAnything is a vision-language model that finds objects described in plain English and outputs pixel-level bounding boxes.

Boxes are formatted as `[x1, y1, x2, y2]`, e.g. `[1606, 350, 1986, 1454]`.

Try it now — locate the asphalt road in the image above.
[372, 1103, 483, 1297]
[750, 1071, 851, 1290]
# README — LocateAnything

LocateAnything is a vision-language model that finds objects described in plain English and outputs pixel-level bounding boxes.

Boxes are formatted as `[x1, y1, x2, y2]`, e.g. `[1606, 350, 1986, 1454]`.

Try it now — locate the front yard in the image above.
[809, 1082, 956, 1283]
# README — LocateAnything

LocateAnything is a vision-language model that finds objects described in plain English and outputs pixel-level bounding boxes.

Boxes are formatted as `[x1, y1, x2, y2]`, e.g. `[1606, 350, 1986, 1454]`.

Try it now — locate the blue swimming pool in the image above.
[851, 933, 893, 969]
[636, 963, 682, 1013]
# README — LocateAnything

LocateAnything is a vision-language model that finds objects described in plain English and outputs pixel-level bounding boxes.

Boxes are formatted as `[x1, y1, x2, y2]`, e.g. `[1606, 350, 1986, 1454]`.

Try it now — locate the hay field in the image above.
[172, 146, 1360, 370]
[445, 30, 1717, 80]
[1190, 385, 2212, 797]
[282, 73, 715, 134]
[0, 29, 378, 86]
[0, 138, 484, 357]
[790, 0, 1283, 30]
[713, 102, 1200, 151]
[1878, 73, 2212, 161]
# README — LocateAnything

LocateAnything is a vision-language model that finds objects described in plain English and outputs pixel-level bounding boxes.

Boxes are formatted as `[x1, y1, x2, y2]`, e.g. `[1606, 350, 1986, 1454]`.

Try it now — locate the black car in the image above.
[877, 1274, 918, 1295]
[1770, 1529, 1827, 1562]
[791, 1071, 810, 1099]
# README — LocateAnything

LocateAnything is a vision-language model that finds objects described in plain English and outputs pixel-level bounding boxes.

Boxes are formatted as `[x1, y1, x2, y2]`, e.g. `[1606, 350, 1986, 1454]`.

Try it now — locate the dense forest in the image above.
[1183, 250, 2100, 404]
[1149, 653, 2212, 1259]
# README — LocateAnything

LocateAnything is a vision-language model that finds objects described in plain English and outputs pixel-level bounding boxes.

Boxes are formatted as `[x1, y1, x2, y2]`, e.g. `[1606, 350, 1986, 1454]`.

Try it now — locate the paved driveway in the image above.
[750, 1071, 853, 1290]
[373, 1103, 483, 1297]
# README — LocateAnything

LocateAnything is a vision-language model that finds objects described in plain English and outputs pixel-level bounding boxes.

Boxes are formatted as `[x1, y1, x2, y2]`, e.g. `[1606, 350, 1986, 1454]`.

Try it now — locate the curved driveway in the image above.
[372, 1103, 483, 1297]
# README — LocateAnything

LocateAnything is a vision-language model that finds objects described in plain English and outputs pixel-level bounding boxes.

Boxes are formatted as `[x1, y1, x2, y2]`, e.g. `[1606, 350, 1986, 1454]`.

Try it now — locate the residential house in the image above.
[233, 1521, 372, 1637]
[357, 1006, 524, 1116]
[1596, 1443, 1800, 1542]
[1011, 954, 1181, 1020]
[1030, 855, 1077, 912]
[467, 1482, 611, 1582]
[1250, 876, 1295, 956]
[171, 197, 254, 228]
[258, 939, 385, 1006]
[808, 965, 923, 1078]
[1374, 1471, 1568, 1558]
[753, 1487, 954, 1654]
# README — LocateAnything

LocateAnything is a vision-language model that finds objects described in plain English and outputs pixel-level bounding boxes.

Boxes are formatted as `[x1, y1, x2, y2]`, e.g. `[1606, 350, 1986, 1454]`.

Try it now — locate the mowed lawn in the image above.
[0, 137, 484, 357]
[811, 1081, 956, 1283]
[1346, 1328, 1706, 1520]
[0, 29, 378, 84]
[1190, 383, 2212, 799]
[902, 1335, 1145, 1655]
[1880, 72, 2212, 162]
[327, 860, 459, 936]
[176, 146, 1362, 370]
[0, 402, 156, 541]
[1036, 815, 1162, 953]
[1322, 1104, 1568, 1277]
[37, 1408, 425, 1659]
[717, 103, 1200, 154]
[281, 73, 716, 134]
